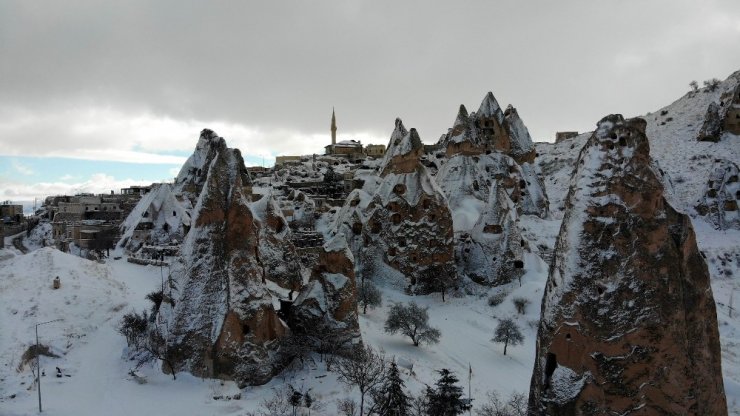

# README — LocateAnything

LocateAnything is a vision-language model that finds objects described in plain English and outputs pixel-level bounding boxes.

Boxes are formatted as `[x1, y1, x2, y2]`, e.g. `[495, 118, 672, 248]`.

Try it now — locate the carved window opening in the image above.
[352, 222, 363, 235]
[370, 221, 381, 234]
[393, 183, 406, 195]
[544, 353, 558, 389]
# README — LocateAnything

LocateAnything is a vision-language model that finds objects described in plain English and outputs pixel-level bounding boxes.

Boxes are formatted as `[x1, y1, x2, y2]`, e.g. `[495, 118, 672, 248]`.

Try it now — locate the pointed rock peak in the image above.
[503, 104, 516, 117]
[200, 128, 217, 139]
[381, 120, 425, 175]
[198, 128, 227, 147]
[595, 114, 626, 139]
[457, 104, 469, 119]
[452, 104, 470, 129]
[388, 118, 409, 146]
[393, 117, 407, 135]
[478, 91, 503, 118]
[408, 128, 423, 151]
[596, 113, 625, 131]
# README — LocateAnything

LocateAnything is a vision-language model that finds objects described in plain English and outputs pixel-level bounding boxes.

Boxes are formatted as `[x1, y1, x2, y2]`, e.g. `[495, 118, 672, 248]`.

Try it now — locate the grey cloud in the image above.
[1, 0, 740, 157]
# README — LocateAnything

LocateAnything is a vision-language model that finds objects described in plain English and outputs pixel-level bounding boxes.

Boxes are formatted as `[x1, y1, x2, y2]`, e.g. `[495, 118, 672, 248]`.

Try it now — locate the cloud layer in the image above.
[1, 0, 739, 194]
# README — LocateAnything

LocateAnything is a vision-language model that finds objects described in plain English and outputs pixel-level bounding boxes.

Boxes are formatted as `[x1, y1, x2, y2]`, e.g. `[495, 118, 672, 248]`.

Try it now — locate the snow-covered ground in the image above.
[0, 238, 550, 415]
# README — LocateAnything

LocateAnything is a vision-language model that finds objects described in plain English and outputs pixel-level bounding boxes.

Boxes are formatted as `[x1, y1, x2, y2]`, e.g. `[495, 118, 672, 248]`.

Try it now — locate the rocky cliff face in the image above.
[438, 92, 536, 164]
[434, 93, 548, 223]
[290, 235, 360, 345]
[455, 182, 524, 285]
[435, 152, 548, 228]
[118, 183, 192, 250]
[335, 119, 456, 293]
[119, 129, 248, 251]
[695, 159, 740, 230]
[529, 115, 727, 415]
[162, 130, 359, 386]
[697, 79, 740, 141]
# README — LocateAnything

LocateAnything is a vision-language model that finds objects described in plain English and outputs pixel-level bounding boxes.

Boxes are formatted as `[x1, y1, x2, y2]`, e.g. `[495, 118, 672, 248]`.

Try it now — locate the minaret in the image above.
[331, 107, 337, 145]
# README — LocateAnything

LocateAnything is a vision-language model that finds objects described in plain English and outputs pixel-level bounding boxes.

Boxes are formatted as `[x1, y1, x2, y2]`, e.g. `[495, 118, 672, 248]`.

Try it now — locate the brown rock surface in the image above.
[439, 92, 536, 164]
[163, 131, 360, 386]
[529, 115, 727, 415]
[336, 119, 457, 293]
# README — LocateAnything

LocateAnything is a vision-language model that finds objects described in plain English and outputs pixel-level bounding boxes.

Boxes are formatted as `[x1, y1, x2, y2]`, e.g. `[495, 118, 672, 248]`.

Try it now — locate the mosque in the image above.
[275, 109, 385, 166]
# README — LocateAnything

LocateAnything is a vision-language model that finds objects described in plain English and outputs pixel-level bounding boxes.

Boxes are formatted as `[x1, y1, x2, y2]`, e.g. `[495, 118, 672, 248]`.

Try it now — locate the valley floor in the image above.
[1, 217, 738, 415]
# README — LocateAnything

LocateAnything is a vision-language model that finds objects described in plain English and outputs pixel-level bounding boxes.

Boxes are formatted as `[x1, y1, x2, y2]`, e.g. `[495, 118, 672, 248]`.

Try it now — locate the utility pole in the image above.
[35, 319, 62, 413]
[730, 288, 735, 319]
[468, 362, 472, 416]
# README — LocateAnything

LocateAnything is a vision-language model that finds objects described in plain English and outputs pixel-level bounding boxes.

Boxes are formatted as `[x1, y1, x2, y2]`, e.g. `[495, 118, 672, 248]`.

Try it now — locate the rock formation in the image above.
[455, 182, 524, 285]
[697, 83, 740, 141]
[695, 159, 740, 230]
[119, 129, 248, 251]
[118, 183, 192, 250]
[161, 130, 359, 386]
[439, 92, 536, 164]
[290, 235, 360, 346]
[435, 151, 548, 228]
[435, 93, 548, 221]
[529, 115, 727, 415]
[697, 101, 722, 142]
[335, 119, 456, 293]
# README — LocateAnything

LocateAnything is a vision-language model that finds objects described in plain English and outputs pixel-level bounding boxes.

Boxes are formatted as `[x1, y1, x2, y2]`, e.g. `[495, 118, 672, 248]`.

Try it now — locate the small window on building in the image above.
[173, 211, 177, 217]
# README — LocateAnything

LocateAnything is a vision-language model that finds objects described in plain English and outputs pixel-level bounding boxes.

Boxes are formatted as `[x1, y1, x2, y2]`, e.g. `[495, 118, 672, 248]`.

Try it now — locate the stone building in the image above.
[555, 131, 578, 143]
[364, 144, 386, 157]
[275, 156, 303, 166]
[1, 202, 24, 223]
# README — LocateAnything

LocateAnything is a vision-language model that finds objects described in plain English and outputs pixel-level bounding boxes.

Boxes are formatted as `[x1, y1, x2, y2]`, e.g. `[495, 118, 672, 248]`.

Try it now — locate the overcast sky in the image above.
[2, 0, 740, 203]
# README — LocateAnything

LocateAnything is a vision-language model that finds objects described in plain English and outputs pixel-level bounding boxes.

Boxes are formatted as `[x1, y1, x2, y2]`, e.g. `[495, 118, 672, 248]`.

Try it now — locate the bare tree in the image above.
[385, 302, 441, 347]
[410, 393, 429, 416]
[476, 390, 527, 416]
[512, 298, 530, 315]
[703, 78, 721, 92]
[117, 311, 176, 380]
[336, 398, 359, 416]
[689, 80, 699, 93]
[334, 345, 387, 416]
[492, 318, 524, 356]
[259, 385, 292, 416]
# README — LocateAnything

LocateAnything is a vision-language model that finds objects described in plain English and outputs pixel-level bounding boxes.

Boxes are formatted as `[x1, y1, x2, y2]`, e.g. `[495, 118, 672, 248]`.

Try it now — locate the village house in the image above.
[555, 131, 579, 143]
[1, 202, 24, 223]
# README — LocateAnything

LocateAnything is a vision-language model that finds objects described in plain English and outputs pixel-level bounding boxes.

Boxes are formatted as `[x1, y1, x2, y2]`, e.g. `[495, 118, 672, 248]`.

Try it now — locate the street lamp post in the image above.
[35, 319, 62, 413]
